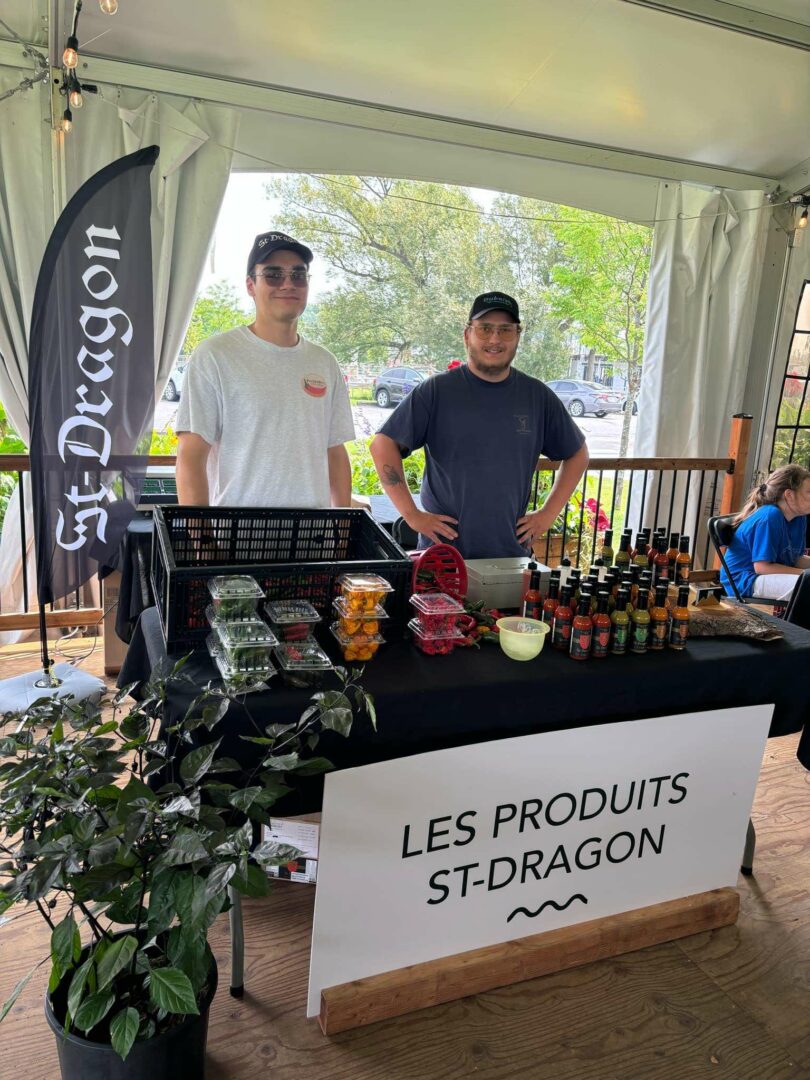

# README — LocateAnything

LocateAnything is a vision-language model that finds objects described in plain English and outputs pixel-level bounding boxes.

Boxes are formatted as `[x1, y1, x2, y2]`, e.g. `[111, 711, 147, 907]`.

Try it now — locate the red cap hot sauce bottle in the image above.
[591, 591, 611, 659]
[552, 585, 574, 651]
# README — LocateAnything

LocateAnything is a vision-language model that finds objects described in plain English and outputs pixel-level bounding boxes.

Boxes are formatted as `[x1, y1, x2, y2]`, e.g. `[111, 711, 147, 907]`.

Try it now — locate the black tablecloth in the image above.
[119, 607, 810, 811]
[99, 513, 155, 643]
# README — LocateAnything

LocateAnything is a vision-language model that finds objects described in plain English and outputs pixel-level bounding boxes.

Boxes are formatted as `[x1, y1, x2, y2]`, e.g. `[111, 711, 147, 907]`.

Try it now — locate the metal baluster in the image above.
[638, 470, 649, 532]
[680, 470, 692, 534]
[626, 470, 635, 536]
[667, 471, 677, 536]
[693, 470, 707, 564]
[702, 470, 720, 569]
[591, 470, 604, 560]
[652, 470, 663, 532]
[575, 472, 588, 567]
[18, 470, 29, 613]
[610, 468, 619, 531]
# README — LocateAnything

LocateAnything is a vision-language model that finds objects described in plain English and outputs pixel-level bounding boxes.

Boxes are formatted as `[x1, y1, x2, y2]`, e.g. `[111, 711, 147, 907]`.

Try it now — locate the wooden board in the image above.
[319, 887, 740, 1035]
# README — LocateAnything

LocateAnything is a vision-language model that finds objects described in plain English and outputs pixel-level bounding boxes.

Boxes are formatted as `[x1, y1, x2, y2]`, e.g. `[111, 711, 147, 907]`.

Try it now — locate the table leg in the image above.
[741, 818, 756, 876]
[229, 885, 244, 997]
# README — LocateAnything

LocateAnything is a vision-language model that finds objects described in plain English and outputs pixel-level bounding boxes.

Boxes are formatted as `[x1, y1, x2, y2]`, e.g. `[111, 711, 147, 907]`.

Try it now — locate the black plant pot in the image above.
[45, 954, 218, 1080]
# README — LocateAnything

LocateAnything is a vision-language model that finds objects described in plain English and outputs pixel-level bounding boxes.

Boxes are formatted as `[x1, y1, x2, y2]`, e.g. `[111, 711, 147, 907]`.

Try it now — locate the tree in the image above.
[546, 211, 652, 457]
[181, 281, 250, 356]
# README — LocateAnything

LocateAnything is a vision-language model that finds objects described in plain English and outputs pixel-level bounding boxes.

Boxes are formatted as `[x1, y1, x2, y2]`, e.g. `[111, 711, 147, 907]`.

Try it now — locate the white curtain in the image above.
[0, 83, 239, 642]
[629, 182, 769, 555]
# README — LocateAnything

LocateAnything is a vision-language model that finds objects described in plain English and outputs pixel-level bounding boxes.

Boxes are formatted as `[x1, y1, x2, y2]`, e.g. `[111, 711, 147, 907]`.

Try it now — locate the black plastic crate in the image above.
[151, 506, 412, 649]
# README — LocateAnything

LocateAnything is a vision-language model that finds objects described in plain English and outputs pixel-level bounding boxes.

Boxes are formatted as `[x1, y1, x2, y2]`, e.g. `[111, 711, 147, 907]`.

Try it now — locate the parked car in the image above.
[162, 358, 188, 402]
[623, 398, 639, 416]
[546, 379, 623, 418]
[373, 367, 428, 407]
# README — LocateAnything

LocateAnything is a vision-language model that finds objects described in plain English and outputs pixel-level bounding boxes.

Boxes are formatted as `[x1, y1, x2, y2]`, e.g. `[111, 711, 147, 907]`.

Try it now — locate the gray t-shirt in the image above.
[379, 365, 585, 558]
[176, 325, 355, 507]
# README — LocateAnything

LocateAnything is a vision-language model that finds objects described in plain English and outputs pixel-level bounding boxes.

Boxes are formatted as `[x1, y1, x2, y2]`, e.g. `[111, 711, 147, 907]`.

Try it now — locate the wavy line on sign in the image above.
[506, 894, 588, 923]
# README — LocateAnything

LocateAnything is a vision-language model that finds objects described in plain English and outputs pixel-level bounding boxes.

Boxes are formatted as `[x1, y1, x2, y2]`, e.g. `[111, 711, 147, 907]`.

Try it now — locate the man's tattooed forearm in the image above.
[382, 464, 405, 487]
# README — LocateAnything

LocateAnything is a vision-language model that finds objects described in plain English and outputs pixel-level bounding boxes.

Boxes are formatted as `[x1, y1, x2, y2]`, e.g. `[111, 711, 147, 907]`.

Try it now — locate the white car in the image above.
[162, 359, 188, 402]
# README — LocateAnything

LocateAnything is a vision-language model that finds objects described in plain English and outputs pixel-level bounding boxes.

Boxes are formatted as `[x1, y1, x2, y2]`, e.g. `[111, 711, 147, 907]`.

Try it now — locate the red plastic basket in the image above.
[410, 544, 468, 600]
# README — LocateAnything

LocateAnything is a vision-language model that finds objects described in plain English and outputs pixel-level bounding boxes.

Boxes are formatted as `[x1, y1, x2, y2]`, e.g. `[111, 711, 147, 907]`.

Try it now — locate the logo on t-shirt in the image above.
[515, 414, 531, 435]
[302, 375, 327, 398]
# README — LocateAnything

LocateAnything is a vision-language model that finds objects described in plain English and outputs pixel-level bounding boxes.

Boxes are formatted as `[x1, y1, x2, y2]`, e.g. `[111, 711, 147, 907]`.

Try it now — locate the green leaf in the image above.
[74, 988, 115, 1033]
[230, 862, 271, 898]
[0, 963, 39, 1022]
[173, 872, 208, 928]
[96, 934, 138, 990]
[262, 753, 299, 772]
[66, 957, 94, 1020]
[94, 720, 119, 736]
[149, 967, 199, 1016]
[51, 914, 78, 978]
[319, 706, 353, 737]
[162, 794, 200, 818]
[228, 786, 262, 812]
[294, 756, 335, 777]
[179, 741, 221, 785]
[156, 828, 209, 868]
[147, 872, 176, 937]
[204, 862, 236, 900]
[88, 835, 121, 866]
[205, 756, 242, 775]
[167, 926, 210, 994]
[0, 736, 17, 755]
[364, 691, 377, 731]
[110, 1006, 139, 1061]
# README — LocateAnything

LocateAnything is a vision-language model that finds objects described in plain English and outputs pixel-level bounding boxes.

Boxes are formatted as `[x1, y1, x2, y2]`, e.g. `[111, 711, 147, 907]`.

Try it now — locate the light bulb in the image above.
[62, 108, 73, 134]
[800, 209, 809, 230]
[99, 0, 119, 12]
[69, 87, 83, 109]
[63, 36, 79, 68]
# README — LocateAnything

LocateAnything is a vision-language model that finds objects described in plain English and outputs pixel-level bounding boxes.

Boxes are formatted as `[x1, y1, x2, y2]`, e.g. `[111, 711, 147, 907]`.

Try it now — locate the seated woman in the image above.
[720, 464, 810, 601]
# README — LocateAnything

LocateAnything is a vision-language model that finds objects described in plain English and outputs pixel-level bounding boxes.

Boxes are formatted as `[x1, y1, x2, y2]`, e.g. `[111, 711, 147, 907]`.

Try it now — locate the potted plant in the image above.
[0, 660, 373, 1078]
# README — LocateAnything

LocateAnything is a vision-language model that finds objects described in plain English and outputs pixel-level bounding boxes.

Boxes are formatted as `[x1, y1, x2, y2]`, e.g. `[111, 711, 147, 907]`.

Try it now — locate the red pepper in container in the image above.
[408, 617, 463, 655]
[409, 592, 465, 635]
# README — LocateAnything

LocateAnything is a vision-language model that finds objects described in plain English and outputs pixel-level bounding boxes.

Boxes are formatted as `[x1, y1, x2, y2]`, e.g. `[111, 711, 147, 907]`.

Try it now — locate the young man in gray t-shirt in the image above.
[176, 231, 355, 507]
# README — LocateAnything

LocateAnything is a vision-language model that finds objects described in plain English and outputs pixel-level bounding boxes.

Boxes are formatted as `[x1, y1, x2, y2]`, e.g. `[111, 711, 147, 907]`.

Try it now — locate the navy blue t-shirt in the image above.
[379, 365, 585, 558]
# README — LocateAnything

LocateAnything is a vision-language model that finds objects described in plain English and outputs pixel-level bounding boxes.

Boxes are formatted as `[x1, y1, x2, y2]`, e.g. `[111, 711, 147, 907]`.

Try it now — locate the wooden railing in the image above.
[0, 416, 753, 630]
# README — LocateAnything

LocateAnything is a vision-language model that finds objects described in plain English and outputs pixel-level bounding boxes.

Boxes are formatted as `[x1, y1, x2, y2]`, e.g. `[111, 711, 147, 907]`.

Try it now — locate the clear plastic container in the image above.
[206, 632, 274, 674]
[407, 617, 463, 656]
[206, 606, 278, 645]
[213, 651, 276, 687]
[337, 573, 394, 614]
[274, 641, 333, 688]
[409, 592, 464, 634]
[264, 599, 321, 642]
[207, 575, 264, 620]
[332, 596, 388, 637]
[330, 622, 384, 661]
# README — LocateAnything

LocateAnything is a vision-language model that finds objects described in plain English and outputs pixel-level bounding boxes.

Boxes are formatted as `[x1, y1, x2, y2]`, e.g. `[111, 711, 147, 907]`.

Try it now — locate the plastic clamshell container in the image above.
[330, 622, 384, 661]
[213, 651, 275, 686]
[337, 573, 394, 613]
[332, 597, 388, 636]
[407, 616, 463, 656]
[264, 599, 321, 642]
[207, 575, 264, 620]
[206, 632, 274, 674]
[206, 608, 278, 646]
[274, 641, 333, 687]
[409, 592, 464, 633]
[496, 616, 550, 661]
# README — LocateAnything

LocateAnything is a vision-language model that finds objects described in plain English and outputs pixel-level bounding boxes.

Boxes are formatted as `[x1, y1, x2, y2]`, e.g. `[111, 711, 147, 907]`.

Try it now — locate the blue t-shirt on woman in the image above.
[719, 503, 807, 597]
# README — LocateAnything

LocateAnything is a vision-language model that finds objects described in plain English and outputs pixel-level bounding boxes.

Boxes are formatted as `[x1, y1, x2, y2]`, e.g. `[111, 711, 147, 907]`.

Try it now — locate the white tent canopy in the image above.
[0, 0, 809, 468]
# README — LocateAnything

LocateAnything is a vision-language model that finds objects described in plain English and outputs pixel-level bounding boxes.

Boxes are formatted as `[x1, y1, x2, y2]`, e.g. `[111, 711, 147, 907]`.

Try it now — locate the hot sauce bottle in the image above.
[649, 584, 670, 651]
[558, 556, 572, 589]
[633, 540, 649, 568]
[667, 532, 680, 578]
[569, 595, 594, 661]
[610, 589, 631, 655]
[669, 584, 691, 650]
[600, 529, 614, 566]
[621, 571, 635, 611]
[522, 570, 543, 620]
[552, 585, 574, 651]
[676, 536, 692, 584]
[542, 575, 560, 627]
[615, 533, 632, 569]
[521, 559, 539, 607]
[639, 570, 653, 609]
[653, 535, 670, 585]
[591, 592, 611, 659]
[630, 589, 650, 654]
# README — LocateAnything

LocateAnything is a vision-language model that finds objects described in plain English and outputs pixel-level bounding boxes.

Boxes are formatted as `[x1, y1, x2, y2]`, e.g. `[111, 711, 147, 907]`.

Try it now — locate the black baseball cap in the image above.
[468, 291, 520, 323]
[247, 231, 313, 275]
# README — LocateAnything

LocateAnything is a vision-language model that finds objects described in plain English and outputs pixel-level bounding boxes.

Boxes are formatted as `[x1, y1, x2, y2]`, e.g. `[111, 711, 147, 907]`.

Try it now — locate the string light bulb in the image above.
[62, 36, 79, 68]
[800, 208, 809, 230]
[99, 0, 119, 12]
[62, 108, 73, 134]
[69, 86, 83, 109]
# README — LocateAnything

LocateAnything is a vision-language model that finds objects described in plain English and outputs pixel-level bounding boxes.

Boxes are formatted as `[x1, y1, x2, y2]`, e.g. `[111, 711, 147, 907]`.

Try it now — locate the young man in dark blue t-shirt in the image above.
[370, 292, 589, 558]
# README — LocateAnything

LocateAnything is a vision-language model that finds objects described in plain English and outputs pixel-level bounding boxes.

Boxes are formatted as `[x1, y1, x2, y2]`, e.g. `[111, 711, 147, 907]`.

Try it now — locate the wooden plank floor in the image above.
[1, 641, 809, 1079]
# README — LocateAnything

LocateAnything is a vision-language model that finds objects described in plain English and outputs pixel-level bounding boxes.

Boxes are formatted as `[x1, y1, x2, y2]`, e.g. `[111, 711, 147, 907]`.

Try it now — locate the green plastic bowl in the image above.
[496, 616, 550, 661]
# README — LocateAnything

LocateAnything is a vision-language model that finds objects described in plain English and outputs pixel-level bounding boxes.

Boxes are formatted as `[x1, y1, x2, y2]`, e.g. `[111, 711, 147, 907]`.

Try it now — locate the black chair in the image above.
[707, 514, 784, 608]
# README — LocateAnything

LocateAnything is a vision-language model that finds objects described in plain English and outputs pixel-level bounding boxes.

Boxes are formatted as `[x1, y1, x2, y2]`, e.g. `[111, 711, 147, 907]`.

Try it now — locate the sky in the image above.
[198, 173, 498, 307]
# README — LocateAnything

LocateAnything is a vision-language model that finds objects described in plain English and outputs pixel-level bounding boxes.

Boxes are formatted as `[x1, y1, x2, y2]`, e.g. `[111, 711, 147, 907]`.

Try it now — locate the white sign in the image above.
[307, 705, 772, 1016]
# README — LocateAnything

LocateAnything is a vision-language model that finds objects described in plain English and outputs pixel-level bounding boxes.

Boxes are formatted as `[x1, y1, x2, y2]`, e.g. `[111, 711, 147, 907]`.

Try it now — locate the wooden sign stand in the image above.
[319, 887, 739, 1035]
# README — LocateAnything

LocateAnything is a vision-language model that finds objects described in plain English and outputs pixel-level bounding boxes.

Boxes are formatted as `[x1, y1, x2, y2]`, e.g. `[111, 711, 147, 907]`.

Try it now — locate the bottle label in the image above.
[592, 628, 610, 658]
[524, 600, 543, 621]
[569, 628, 592, 660]
[649, 616, 669, 650]
[677, 562, 691, 583]
[552, 614, 572, 649]
[610, 623, 628, 654]
[541, 603, 557, 626]
[670, 615, 689, 647]
[630, 623, 648, 653]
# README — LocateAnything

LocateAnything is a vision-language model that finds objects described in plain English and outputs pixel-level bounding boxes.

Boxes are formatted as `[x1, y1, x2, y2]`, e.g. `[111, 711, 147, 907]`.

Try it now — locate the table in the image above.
[119, 606, 810, 798]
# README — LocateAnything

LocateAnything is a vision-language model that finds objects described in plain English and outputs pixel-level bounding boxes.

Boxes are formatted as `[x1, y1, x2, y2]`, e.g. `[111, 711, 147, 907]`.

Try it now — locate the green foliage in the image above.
[0, 665, 372, 1057]
[149, 424, 179, 455]
[0, 401, 26, 534]
[181, 281, 249, 356]
[350, 438, 425, 496]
